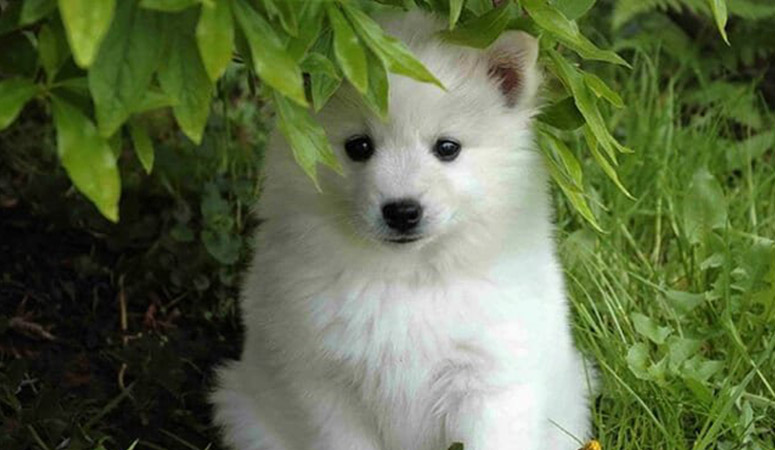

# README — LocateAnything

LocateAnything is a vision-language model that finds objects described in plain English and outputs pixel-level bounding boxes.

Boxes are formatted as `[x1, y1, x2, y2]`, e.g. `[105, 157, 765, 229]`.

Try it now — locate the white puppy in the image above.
[212, 11, 592, 450]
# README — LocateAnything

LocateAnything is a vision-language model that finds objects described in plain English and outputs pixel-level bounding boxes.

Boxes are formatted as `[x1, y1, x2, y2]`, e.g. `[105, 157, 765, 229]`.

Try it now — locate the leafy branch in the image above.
[0, 0, 731, 227]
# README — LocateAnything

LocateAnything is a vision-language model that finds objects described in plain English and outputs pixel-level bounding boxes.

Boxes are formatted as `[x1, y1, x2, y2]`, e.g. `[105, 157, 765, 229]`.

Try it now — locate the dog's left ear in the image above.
[485, 31, 539, 108]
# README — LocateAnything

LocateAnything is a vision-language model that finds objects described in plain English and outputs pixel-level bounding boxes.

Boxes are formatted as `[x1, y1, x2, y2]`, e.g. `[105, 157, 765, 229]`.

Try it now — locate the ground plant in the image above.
[1, 0, 774, 449]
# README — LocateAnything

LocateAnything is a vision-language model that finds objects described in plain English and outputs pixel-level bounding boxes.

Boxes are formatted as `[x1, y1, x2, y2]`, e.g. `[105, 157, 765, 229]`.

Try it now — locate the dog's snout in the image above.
[382, 199, 423, 232]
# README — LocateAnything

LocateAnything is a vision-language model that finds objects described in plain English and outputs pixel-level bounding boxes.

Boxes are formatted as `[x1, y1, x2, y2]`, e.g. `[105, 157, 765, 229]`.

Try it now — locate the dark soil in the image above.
[0, 200, 242, 450]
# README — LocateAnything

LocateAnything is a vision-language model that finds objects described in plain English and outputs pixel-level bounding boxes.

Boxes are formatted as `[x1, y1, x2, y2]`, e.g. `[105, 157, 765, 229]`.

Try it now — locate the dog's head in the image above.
[262, 12, 547, 263]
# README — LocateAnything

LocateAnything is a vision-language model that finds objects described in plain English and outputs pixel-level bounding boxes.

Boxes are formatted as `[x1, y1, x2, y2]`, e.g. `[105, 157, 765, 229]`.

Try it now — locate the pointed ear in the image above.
[485, 31, 540, 108]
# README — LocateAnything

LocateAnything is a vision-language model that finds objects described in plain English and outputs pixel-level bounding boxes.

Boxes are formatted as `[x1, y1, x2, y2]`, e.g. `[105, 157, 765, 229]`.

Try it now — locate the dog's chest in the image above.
[287, 268, 550, 448]
[303, 270, 522, 364]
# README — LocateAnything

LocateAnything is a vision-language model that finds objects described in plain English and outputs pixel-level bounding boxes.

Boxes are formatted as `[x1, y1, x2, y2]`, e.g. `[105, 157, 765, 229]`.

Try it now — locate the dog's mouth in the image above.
[384, 235, 423, 244]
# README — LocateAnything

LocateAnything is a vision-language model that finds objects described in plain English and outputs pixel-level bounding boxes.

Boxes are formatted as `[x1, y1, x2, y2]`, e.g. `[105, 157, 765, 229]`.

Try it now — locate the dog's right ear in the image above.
[484, 31, 540, 108]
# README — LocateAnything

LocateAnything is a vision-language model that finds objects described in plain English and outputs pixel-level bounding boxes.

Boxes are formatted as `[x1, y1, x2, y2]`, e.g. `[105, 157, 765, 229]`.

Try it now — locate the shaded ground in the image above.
[0, 199, 243, 450]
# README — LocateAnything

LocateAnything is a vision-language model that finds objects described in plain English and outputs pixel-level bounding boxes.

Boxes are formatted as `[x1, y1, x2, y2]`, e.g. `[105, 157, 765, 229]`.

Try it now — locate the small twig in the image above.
[27, 425, 52, 450]
[84, 380, 136, 430]
[118, 363, 128, 391]
[0, 195, 18, 208]
[143, 302, 158, 330]
[15, 295, 29, 315]
[9, 317, 56, 341]
[159, 429, 203, 450]
[118, 274, 128, 346]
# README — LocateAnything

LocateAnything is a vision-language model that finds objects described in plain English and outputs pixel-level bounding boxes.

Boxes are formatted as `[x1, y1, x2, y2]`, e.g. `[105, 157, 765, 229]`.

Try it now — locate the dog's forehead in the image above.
[321, 32, 506, 143]
[373, 68, 499, 138]
[386, 75, 447, 121]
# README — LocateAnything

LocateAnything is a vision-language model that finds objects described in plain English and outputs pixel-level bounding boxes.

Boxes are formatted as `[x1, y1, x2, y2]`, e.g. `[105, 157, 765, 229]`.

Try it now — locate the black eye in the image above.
[433, 139, 461, 162]
[344, 135, 374, 162]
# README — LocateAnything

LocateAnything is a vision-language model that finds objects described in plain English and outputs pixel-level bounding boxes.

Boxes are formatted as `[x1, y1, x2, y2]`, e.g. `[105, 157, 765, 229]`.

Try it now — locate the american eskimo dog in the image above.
[211, 10, 591, 450]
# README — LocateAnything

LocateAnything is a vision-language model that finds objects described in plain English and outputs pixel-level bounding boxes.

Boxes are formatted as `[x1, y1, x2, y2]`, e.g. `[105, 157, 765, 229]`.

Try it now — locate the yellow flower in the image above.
[579, 440, 602, 450]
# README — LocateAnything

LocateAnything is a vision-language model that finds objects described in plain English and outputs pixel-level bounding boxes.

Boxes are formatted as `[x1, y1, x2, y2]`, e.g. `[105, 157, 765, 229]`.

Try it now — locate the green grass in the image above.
[1, 43, 774, 450]
[560, 52, 775, 449]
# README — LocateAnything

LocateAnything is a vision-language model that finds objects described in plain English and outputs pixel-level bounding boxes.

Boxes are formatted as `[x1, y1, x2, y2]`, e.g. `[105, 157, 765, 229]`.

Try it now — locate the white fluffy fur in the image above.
[211, 11, 592, 450]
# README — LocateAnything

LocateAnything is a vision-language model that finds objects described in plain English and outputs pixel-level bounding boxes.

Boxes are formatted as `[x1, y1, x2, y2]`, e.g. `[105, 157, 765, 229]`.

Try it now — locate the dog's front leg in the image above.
[446, 384, 543, 450]
[302, 383, 382, 450]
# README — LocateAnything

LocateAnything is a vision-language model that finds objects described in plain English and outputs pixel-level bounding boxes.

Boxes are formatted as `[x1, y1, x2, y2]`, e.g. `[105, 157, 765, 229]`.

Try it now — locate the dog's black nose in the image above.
[382, 199, 423, 232]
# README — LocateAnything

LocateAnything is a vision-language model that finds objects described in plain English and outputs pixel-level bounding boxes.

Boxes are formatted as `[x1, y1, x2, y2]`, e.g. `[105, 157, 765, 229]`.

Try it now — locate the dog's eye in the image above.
[344, 135, 374, 162]
[433, 139, 461, 162]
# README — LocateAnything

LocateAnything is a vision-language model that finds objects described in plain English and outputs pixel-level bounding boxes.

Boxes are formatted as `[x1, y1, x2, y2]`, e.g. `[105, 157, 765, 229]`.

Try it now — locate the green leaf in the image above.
[232, 0, 307, 106]
[726, 130, 775, 170]
[363, 50, 389, 120]
[307, 32, 341, 112]
[343, 5, 444, 89]
[708, 0, 730, 44]
[134, 88, 177, 113]
[108, 129, 123, 160]
[741, 237, 775, 293]
[286, 2, 324, 60]
[300, 53, 341, 80]
[438, 2, 514, 48]
[728, 0, 775, 19]
[273, 91, 341, 185]
[51, 96, 121, 222]
[538, 128, 603, 231]
[38, 22, 71, 83]
[583, 72, 623, 108]
[547, 48, 634, 199]
[262, 0, 299, 37]
[129, 119, 154, 174]
[583, 126, 633, 199]
[682, 168, 727, 244]
[682, 356, 724, 382]
[196, 0, 234, 81]
[202, 229, 241, 264]
[159, 27, 214, 145]
[140, 0, 199, 12]
[20, 0, 57, 25]
[327, 4, 369, 94]
[548, 48, 627, 160]
[522, 0, 628, 66]
[546, 158, 602, 231]
[537, 96, 584, 130]
[58, 0, 116, 68]
[542, 129, 583, 187]
[626, 342, 651, 380]
[699, 253, 725, 271]
[0, 78, 38, 130]
[309, 41, 343, 112]
[665, 290, 706, 315]
[647, 356, 668, 385]
[667, 336, 703, 370]
[683, 376, 713, 406]
[53, 77, 89, 95]
[448, 444, 464, 450]
[631, 312, 672, 345]
[89, 0, 166, 136]
[553, 0, 596, 21]
[201, 182, 231, 222]
[448, 0, 464, 29]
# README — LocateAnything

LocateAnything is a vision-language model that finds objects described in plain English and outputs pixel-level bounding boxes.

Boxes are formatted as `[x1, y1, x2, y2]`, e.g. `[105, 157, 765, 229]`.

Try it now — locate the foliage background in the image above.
[1, 0, 774, 449]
